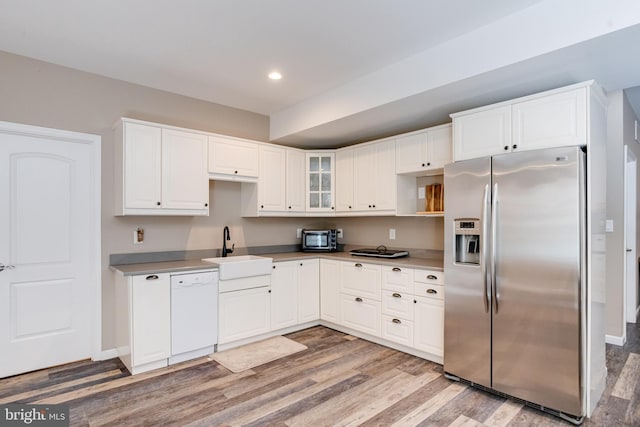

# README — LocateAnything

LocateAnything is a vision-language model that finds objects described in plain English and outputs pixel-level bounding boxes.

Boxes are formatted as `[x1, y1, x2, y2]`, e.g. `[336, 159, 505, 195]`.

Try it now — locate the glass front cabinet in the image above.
[305, 152, 335, 214]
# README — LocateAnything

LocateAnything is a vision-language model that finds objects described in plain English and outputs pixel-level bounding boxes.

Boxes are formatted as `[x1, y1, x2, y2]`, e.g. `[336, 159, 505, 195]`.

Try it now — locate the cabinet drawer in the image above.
[381, 266, 414, 293]
[414, 283, 444, 300]
[413, 269, 443, 286]
[341, 262, 381, 300]
[381, 290, 413, 320]
[340, 294, 381, 337]
[381, 315, 414, 347]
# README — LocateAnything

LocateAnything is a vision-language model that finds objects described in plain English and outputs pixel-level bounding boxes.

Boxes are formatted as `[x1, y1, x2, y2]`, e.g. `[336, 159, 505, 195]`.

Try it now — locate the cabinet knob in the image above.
[331, 206, 335, 210]
[368, 205, 372, 208]
[392, 267, 401, 272]
[426, 288, 438, 294]
[261, 205, 264, 209]
[372, 204, 376, 208]
[512, 144, 518, 150]
[392, 293, 402, 298]
[272, 265, 276, 269]
[427, 274, 438, 280]
[300, 262, 303, 266]
[204, 203, 208, 207]
[145, 275, 159, 280]
[355, 297, 363, 302]
[348, 205, 352, 209]
[234, 170, 238, 174]
[288, 206, 292, 209]
[355, 263, 363, 267]
[421, 163, 425, 167]
[504, 146, 509, 151]
[268, 289, 272, 293]
[156, 201, 161, 206]
[427, 162, 431, 166]
[392, 318, 402, 324]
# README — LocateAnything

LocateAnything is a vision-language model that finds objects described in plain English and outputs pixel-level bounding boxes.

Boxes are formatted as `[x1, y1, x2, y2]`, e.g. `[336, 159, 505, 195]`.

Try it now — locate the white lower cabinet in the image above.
[115, 272, 171, 375]
[320, 259, 341, 323]
[340, 261, 381, 299]
[382, 315, 414, 347]
[340, 294, 381, 337]
[219, 286, 270, 344]
[414, 296, 444, 356]
[298, 259, 320, 323]
[270, 263, 298, 330]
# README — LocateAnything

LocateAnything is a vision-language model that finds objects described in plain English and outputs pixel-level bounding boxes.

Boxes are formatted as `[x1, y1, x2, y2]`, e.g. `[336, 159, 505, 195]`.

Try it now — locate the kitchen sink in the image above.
[202, 255, 273, 280]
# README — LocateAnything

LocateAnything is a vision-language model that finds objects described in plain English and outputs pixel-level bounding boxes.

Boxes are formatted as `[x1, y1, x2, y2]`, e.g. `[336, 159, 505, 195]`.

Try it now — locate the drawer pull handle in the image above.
[355, 263, 363, 267]
[427, 274, 438, 280]
[355, 297, 363, 302]
[145, 275, 159, 280]
[392, 293, 402, 298]
[426, 289, 438, 294]
[392, 318, 402, 324]
[392, 267, 401, 272]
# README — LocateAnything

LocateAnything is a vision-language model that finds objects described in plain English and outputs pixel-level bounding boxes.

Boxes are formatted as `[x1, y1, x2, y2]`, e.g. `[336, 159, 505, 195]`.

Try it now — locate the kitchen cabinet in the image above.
[340, 262, 381, 300]
[306, 152, 335, 214]
[270, 263, 298, 330]
[381, 266, 414, 347]
[298, 259, 320, 323]
[114, 272, 171, 375]
[320, 259, 340, 323]
[257, 144, 287, 214]
[340, 294, 381, 337]
[335, 147, 355, 213]
[452, 84, 589, 161]
[219, 286, 271, 344]
[414, 296, 444, 356]
[208, 136, 259, 182]
[114, 119, 209, 216]
[352, 140, 396, 214]
[395, 124, 452, 175]
[286, 148, 306, 213]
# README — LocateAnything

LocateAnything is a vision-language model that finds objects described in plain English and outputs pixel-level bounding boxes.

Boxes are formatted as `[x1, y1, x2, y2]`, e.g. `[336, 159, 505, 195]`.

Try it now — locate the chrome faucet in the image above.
[222, 226, 234, 257]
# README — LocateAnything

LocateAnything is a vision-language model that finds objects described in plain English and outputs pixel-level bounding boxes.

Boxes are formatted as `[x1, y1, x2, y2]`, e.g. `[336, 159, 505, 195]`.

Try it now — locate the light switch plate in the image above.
[389, 228, 396, 240]
[337, 229, 343, 238]
[418, 187, 425, 199]
[296, 228, 302, 238]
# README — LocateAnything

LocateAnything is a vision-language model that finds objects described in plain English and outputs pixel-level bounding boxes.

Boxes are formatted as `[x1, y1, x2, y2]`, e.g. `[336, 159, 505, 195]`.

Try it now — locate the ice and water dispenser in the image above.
[454, 219, 480, 265]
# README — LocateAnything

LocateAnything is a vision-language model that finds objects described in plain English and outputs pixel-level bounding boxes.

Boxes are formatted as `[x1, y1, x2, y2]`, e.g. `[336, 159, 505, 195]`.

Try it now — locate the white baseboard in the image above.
[605, 334, 626, 346]
[94, 348, 119, 361]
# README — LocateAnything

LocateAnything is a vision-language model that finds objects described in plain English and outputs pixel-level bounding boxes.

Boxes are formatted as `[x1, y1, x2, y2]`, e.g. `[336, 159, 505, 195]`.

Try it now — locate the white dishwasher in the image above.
[169, 270, 218, 365]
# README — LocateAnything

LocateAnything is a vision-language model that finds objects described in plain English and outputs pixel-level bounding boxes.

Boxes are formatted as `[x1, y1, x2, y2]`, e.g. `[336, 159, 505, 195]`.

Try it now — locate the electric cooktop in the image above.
[350, 245, 409, 258]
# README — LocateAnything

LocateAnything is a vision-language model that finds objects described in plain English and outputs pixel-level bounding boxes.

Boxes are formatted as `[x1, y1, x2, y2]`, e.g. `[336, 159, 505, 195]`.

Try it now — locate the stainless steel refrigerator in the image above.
[443, 146, 586, 423]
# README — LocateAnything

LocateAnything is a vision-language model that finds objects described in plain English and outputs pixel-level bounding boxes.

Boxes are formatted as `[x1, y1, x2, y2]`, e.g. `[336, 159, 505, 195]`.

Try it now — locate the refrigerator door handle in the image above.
[481, 183, 490, 313]
[491, 182, 499, 314]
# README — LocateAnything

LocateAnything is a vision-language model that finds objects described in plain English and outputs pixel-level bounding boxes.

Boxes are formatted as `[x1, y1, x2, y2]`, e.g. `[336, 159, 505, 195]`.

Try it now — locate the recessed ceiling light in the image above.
[268, 71, 282, 80]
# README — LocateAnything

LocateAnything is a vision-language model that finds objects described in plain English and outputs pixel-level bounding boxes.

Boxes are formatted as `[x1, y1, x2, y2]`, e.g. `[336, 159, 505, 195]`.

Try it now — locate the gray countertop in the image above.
[110, 246, 444, 276]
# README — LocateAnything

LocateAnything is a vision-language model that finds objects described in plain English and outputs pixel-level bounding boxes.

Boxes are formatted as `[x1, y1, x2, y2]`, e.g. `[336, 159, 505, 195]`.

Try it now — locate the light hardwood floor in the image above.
[1, 323, 639, 426]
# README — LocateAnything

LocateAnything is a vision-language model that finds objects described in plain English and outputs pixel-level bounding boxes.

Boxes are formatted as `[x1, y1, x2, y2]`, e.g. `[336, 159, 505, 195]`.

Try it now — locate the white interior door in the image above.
[625, 146, 638, 323]
[0, 122, 100, 378]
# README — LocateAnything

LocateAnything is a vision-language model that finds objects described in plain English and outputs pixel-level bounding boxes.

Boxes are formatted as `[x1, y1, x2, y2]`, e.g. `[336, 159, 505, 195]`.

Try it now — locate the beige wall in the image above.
[0, 51, 444, 352]
[605, 90, 640, 338]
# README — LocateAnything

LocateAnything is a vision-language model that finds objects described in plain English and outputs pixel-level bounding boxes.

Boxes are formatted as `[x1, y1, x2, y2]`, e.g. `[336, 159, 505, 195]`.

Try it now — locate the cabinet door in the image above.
[123, 122, 162, 209]
[161, 128, 209, 210]
[271, 262, 298, 330]
[286, 148, 306, 213]
[512, 88, 587, 151]
[131, 274, 171, 367]
[306, 152, 335, 212]
[335, 148, 354, 213]
[382, 290, 413, 320]
[382, 266, 414, 293]
[427, 125, 452, 169]
[395, 132, 426, 174]
[352, 144, 375, 211]
[373, 140, 396, 211]
[208, 136, 259, 178]
[453, 106, 511, 161]
[219, 287, 270, 344]
[414, 296, 444, 356]
[340, 294, 381, 337]
[320, 259, 340, 323]
[259, 145, 287, 212]
[382, 315, 414, 347]
[298, 259, 320, 323]
[340, 262, 381, 300]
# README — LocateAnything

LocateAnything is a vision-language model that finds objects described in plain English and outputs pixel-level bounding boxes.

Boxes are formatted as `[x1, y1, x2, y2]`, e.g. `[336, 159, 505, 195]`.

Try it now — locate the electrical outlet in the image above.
[418, 187, 426, 199]
[337, 229, 343, 238]
[134, 227, 144, 244]
[605, 219, 614, 233]
[296, 228, 302, 238]
[389, 228, 396, 240]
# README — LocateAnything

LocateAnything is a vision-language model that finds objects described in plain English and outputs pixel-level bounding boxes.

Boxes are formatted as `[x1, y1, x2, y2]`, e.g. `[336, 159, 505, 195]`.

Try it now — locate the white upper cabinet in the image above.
[306, 152, 335, 214]
[396, 124, 452, 175]
[208, 136, 259, 182]
[335, 147, 354, 213]
[258, 145, 287, 213]
[286, 148, 306, 213]
[352, 140, 396, 214]
[512, 87, 587, 150]
[115, 119, 209, 216]
[452, 83, 591, 161]
[453, 106, 512, 161]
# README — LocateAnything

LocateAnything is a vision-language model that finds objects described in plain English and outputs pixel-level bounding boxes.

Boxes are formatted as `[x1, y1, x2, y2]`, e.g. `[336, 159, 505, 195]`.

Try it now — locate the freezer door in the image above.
[444, 157, 492, 388]
[491, 147, 583, 416]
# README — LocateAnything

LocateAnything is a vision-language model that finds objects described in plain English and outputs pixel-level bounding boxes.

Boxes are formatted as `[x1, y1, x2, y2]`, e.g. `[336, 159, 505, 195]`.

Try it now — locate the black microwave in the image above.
[301, 229, 338, 252]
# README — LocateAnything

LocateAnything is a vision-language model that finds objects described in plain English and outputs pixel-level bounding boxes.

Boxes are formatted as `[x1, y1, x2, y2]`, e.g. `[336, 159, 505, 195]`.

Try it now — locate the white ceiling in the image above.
[2, 0, 640, 147]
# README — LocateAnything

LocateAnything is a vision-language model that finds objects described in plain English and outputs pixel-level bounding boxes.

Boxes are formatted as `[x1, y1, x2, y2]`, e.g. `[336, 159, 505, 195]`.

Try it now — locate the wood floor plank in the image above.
[448, 414, 486, 427]
[612, 352, 640, 399]
[483, 399, 523, 427]
[389, 382, 467, 426]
